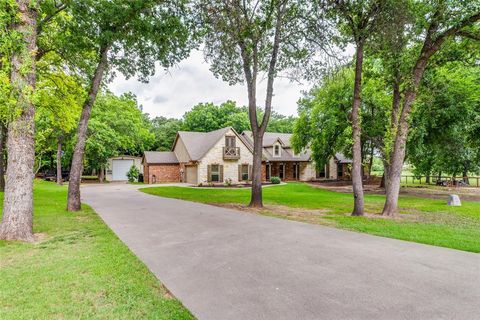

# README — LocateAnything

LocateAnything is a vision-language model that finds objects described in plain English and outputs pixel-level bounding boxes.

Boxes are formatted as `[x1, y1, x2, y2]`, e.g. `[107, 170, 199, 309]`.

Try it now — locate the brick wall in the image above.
[145, 164, 180, 184]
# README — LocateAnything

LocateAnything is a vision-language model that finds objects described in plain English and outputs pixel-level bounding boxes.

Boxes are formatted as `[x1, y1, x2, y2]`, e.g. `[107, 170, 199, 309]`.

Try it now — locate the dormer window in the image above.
[274, 144, 281, 157]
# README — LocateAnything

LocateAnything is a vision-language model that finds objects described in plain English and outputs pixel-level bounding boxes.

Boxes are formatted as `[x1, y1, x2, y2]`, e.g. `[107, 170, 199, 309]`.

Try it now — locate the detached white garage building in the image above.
[106, 156, 143, 181]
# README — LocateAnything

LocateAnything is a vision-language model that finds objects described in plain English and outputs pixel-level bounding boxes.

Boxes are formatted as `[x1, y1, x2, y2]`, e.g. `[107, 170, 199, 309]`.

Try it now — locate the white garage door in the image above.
[112, 159, 134, 181]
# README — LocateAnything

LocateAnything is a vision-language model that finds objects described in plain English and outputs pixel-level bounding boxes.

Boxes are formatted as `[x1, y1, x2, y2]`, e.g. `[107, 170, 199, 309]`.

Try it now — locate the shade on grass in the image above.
[0, 181, 193, 319]
[141, 183, 480, 253]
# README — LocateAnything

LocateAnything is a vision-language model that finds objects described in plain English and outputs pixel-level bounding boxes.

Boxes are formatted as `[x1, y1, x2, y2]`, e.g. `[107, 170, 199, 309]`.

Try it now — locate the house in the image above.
[240, 131, 317, 181]
[142, 127, 353, 184]
[143, 127, 253, 184]
[106, 156, 143, 181]
[316, 153, 352, 180]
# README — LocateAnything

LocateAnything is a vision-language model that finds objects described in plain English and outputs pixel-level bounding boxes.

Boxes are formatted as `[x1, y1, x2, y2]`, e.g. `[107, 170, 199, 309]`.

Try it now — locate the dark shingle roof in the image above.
[334, 153, 352, 164]
[241, 131, 311, 162]
[176, 127, 232, 161]
[143, 151, 179, 164]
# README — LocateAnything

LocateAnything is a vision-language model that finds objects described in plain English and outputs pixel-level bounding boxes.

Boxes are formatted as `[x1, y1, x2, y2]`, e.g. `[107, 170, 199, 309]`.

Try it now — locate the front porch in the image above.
[263, 161, 309, 181]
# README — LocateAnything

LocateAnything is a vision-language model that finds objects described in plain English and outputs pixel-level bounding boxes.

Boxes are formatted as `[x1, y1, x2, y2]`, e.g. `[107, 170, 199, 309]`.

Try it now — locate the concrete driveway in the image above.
[82, 183, 480, 320]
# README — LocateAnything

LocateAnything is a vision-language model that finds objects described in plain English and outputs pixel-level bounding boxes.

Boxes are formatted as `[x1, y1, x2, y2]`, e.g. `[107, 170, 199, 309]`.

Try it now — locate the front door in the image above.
[293, 163, 299, 180]
[279, 163, 285, 180]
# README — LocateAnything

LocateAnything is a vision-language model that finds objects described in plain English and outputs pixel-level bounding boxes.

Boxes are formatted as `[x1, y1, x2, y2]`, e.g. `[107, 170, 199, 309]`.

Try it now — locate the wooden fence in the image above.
[401, 175, 480, 188]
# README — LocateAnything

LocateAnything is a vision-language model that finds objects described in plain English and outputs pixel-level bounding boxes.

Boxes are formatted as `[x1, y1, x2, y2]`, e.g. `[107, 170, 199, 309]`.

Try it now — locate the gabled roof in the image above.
[173, 127, 251, 161]
[240, 131, 311, 162]
[334, 153, 352, 164]
[143, 151, 179, 164]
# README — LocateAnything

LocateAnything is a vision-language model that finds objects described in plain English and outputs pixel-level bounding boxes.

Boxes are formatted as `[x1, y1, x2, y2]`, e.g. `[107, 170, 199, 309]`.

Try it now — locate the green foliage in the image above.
[270, 176, 281, 184]
[61, 0, 195, 82]
[200, 0, 324, 86]
[182, 101, 250, 133]
[408, 63, 480, 177]
[150, 116, 183, 151]
[181, 101, 296, 134]
[85, 92, 155, 172]
[126, 165, 140, 183]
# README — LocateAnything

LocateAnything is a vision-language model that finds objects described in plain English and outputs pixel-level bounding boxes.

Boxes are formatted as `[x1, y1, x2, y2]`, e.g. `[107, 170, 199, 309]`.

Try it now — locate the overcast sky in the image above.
[108, 50, 311, 119]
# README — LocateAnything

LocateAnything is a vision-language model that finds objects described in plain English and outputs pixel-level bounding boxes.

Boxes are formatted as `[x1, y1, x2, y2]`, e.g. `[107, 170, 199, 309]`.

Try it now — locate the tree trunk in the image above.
[381, 11, 480, 215]
[67, 45, 109, 211]
[56, 136, 63, 185]
[351, 40, 365, 216]
[383, 84, 422, 216]
[367, 144, 374, 180]
[0, 1, 37, 241]
[99, 166, 105, 183]
[379, 172, 385, 189]
[249, 134, 264, 207]
[0, 124, 7, 192]
[463, 169, 469, 184]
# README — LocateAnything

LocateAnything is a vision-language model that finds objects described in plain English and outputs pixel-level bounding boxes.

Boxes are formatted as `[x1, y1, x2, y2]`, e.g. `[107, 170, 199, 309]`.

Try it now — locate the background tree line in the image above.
[34, 95, 297, 178]
[1, 0, 479, 241]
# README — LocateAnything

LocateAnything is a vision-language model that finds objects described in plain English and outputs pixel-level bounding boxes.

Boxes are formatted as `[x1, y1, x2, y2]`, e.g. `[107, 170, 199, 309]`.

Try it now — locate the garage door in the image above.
[112, 159, 134, 181]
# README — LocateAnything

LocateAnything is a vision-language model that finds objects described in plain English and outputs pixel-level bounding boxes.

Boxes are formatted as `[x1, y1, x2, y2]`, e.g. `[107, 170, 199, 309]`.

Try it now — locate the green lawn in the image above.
[141, 183, 480, 253]
[0, 181, 194, 320]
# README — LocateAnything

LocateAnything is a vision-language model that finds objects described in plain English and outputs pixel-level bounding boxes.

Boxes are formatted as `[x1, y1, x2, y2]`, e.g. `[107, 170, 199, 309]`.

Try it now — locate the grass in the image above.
[141, 183, 480, 253]
[0, 180, 194, 320]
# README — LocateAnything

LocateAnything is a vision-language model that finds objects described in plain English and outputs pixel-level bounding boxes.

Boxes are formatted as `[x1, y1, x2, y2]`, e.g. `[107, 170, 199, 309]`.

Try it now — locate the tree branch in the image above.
[37, 3, 67, 35]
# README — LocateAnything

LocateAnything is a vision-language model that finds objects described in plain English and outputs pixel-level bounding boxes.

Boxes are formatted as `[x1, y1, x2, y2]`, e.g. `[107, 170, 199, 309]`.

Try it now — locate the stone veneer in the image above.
[196, 129, 254, 184]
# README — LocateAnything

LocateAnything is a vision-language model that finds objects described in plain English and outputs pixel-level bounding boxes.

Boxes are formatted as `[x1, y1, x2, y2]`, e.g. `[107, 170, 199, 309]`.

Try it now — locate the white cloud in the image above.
[108, 50, 311, 119]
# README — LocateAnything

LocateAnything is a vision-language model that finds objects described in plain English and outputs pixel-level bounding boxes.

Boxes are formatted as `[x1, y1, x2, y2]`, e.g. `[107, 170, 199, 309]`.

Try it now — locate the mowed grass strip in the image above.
[141, 183, 480, 253]
[0, 181, 194, 320]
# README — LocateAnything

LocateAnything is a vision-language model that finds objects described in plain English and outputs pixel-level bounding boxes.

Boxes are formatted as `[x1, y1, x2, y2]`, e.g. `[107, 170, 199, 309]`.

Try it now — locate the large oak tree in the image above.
[381, 1, 480, 216]
[199, 0, 326, 207]
[65, 0, 194, 211]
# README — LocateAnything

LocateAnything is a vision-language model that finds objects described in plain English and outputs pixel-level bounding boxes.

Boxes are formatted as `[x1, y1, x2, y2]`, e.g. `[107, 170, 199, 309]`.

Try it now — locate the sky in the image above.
[108, 50, 311, 119]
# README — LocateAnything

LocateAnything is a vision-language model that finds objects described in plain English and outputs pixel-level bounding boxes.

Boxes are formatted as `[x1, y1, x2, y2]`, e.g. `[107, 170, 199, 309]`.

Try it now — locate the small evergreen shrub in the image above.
[270, 176, 281, 184]
[126, 165, 140, 183]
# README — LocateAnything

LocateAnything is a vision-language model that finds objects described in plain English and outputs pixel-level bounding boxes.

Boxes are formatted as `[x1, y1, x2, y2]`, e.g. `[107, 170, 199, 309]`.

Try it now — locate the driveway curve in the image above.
[82, 183, 480, 320]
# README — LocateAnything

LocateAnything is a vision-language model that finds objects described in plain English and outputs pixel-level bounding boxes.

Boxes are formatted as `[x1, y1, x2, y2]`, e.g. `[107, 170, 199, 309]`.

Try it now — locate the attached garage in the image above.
[106, 156, 142, 182]
[143, 151, 180, 184]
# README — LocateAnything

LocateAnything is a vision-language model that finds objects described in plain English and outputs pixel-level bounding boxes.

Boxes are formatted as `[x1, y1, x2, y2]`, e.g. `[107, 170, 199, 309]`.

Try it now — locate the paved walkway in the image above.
[82, 183, 480, 320]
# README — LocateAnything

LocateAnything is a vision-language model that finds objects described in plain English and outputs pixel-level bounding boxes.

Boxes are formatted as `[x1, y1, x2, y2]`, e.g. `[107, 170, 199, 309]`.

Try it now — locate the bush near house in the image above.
[127, 165, 140, 183]
[270, 176, 281, 184]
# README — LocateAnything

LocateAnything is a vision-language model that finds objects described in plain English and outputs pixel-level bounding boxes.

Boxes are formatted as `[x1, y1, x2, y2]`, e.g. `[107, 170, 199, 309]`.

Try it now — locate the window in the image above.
[225, 136, 236, 148]
[241, 164, 249, 181]
[337, 164, 343, 178]
[274, 144, 281, 157]
[317, 165, 326, 178]
[211, 164, 220, 182]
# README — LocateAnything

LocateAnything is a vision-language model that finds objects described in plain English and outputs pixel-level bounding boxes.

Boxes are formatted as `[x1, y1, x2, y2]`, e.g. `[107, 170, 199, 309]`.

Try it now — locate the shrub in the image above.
[270, 176, 281, 184]
[126, 165, 140, 183]
[224, 178, 232, 187]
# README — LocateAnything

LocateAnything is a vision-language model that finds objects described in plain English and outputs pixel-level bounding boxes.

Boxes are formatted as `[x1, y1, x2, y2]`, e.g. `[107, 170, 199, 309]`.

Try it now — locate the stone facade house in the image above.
[316, 153, 352, 180]
[240, 131, 317, 181]
[143, 127, 352, 184]
[143, 127, 253, 184]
